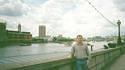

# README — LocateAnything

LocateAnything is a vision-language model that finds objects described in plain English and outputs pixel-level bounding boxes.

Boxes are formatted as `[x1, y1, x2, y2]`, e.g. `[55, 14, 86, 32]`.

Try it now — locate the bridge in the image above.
[0, 45, 125, 70]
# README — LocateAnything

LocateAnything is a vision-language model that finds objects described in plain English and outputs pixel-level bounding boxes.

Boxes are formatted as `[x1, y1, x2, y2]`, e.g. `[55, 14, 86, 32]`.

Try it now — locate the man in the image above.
[71, 35, 91, 70]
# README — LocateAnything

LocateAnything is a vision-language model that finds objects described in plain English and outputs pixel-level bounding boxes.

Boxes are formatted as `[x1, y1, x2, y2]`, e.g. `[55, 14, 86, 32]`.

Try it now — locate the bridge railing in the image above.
[11, 46, 125, 70]
[88, 46, 125, 70]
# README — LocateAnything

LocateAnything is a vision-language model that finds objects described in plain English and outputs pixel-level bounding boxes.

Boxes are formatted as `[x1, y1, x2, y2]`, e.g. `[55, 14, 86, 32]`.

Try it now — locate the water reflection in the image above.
[0, 42, 106, 58]
[0, 43, 71, 58]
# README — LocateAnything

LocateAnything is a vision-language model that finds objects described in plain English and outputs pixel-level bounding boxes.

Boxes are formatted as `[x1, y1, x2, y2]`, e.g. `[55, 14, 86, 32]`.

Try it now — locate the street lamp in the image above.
[117, 20, 122, 45]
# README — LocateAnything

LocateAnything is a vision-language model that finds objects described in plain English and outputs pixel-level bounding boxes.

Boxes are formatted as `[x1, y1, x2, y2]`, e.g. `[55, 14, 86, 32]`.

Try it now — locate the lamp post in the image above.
[117, 20, 122, 45]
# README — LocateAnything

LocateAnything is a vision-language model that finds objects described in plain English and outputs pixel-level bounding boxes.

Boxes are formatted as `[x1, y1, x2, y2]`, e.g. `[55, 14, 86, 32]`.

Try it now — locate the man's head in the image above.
[76, 35, 84, 43]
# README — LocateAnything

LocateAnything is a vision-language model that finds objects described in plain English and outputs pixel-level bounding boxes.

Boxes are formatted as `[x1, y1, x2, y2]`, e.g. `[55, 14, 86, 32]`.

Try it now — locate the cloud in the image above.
[23, 0, 49, 6]
[40, 0, 78, 24]
[34, 0, 79, 35]
[0, 0, 125, 37]
[114, 0, 125, 12]
[0, 0, 30, 16]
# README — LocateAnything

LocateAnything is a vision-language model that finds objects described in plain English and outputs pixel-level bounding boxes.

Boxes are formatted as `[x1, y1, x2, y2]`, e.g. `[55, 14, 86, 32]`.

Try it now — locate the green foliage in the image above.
[32, 38, 48, 43]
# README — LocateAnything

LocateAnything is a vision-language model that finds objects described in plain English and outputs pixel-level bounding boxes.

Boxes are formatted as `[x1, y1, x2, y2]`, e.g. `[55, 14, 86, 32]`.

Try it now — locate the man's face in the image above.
[76, 36, 83, 43]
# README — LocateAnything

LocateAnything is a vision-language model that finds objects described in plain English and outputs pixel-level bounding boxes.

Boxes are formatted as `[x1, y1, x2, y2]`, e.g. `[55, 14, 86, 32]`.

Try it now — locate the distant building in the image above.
[18, 24, 21, 32]
[0, 21, 6, 30]
[87, 36, 105, 42]
[0, 22, 7, 44]
[39, 25, 46, 38]
[0, 21, 32, 45]
[7, 30, 32, 43]
[93, 36, 105, 41]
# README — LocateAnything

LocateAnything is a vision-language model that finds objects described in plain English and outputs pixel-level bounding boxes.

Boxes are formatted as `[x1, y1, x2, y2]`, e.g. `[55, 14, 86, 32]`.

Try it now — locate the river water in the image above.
[0, 42, 107, 58]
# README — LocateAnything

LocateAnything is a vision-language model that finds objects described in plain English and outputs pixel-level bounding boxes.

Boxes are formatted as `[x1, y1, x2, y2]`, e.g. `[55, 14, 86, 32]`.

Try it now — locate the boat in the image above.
[19, 43, 31, 46]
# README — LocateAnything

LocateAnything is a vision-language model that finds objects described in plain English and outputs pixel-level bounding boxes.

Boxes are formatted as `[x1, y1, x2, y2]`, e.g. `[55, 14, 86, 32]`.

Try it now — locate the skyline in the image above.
[0, 0, 125, 38]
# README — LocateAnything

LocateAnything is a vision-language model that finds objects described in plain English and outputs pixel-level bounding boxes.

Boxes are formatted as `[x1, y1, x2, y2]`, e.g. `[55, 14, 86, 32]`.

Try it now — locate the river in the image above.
[0, 42, 107, 58]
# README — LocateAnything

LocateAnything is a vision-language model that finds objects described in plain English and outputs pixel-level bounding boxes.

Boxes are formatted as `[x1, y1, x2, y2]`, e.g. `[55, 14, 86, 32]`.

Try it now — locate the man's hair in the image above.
[76, 35, 86, 41]
[76, 35, 83, 38]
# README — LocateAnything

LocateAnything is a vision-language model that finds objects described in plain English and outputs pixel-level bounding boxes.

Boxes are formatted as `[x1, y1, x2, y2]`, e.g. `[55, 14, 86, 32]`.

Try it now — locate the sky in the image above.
[0, 0, 125, 38]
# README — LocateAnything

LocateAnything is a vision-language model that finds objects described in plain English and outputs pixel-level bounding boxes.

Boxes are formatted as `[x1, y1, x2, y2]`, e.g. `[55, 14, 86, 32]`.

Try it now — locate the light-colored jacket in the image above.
[71, 42, 90, 59]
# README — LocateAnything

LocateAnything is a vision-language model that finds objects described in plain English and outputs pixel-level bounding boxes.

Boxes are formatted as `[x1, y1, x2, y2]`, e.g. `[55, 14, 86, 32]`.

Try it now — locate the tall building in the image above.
[18, 24, 21, 32]
[0, 22, 6, 30]
[39, 25, 46, 38]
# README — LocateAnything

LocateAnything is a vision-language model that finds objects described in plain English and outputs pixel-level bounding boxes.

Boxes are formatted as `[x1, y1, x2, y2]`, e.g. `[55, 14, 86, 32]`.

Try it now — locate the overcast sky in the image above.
[0, 0, 125, 38]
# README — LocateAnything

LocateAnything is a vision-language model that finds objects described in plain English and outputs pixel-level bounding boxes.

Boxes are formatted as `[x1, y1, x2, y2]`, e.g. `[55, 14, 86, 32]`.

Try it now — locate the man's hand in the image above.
[87, 60, 90, 65]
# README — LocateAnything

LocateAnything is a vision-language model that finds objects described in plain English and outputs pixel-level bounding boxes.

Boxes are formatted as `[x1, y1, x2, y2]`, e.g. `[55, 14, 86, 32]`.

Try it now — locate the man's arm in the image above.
[71, 47, 75, 58]
[86, 46, 91, 60]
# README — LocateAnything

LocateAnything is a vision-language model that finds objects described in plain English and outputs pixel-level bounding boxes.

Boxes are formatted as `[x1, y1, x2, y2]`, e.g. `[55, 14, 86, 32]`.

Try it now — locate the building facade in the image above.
[0, 22, 7, 45]
[7, 30, 32, 43]
[0, 22, 32, 46]
[39, 25, 46, 38]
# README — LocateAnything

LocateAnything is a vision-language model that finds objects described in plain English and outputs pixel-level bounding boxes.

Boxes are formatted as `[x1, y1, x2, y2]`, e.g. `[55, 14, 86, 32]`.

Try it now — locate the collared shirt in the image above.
[71, 42, 90, 59]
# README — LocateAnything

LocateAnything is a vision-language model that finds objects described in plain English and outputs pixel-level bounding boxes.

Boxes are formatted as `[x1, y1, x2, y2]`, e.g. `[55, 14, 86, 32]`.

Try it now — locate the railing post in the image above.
[119, 47, 121, 54]
[95, 56, 97, 70]
[91, 45, 93, 51]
